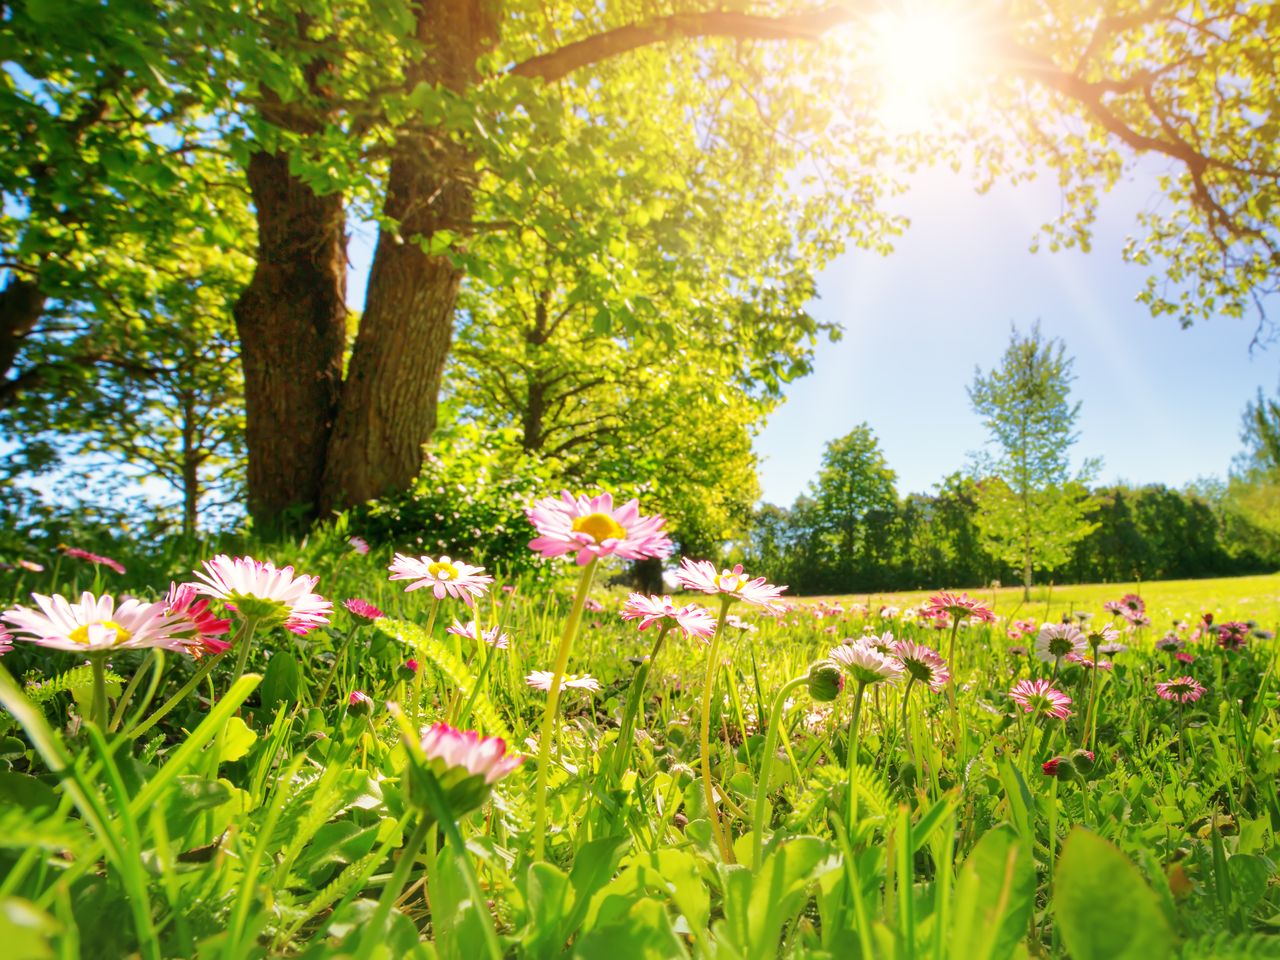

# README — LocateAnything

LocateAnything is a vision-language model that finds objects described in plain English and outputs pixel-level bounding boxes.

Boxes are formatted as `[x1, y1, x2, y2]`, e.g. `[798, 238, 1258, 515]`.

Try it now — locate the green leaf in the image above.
[950, 824, 1035, 960]
[219, 715, 257, 763]
[573, 897, 688, 959]
[1054, 829, 1175, 960]
[0, 897, 60, 960]
[716, 836, 836, 960]
[260, 652, 301, 706]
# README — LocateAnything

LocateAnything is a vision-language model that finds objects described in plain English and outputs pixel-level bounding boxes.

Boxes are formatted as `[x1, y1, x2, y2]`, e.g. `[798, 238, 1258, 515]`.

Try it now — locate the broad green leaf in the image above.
[1054, 829, 1175, 960]
[950, 825, 1035, 960]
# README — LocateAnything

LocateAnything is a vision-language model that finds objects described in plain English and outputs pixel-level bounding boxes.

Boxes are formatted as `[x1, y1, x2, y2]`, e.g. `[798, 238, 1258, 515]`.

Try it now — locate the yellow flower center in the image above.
[572, 512, 626, 544]
[715, 571, 747, 593]
[427, 560, 459, 581]
[69, 620, 131, 646]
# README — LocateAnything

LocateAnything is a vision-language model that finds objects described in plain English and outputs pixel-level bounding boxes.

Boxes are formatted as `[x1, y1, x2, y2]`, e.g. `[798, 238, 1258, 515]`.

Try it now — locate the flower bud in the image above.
[807, 659, 845, 702]
[1069, 748, 1096, 777]
[397, 659, 419, 681]
[347, 690, 374, 716]
[405, 722, 524, 818]
[1042, 757, 1067, 778]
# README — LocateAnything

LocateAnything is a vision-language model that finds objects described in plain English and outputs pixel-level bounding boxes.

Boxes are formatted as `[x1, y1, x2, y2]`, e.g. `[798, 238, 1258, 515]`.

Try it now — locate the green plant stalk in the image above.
[699, 595, 736, 862]
[846, 678, 869, 841]
[316, 624, 361, 707]
[532, 559, 597, 861]
[353, 815, 434, 960]
[751, 674, 808, 871]
[109, 650, 156, 732]
[125, 650, 227, 740]
[1084, 662, 1102, 748]
[89, 653, 109, 731]
[455, 638, 499, 729]
[613, 623, 672, 779]
[227, 616, 262, 693]
[946, 617, 963, 752]
[419, 770, 503, 960]
[899, 676, 917, 761]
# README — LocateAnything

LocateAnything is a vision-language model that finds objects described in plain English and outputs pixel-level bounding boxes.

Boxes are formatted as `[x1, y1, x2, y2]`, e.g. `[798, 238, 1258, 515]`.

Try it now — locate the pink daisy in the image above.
[674, 559, 786, 612]
[525, 670, 600, 692]
[164, 582, 232, 655]
[191, 555, 332, 634]
[59, 545, 125, 576]
[1065, 652, 1113, 671]
[526, 491, 673, 566]
[829, 638, 904, 685]
[447, 619, 511, 649]
[387, 554, 493, 605]
[347, 690, 374, 714]
[419, 722, 523, 786]
[890, 639, 950, 692]
[1176, 651, 1196, 664]
[1009, 679, 1073, 720]
[620, 594, 717, 641]
[343, 597, 385, 621]
[2, 592, 195, 653]
[1007, 618, 1038, 641]
[0, 630, 12, 655]
[1215, 621, 1250, 651]
[925, 591, 996, 624]
[1155, 675, 1206, 703]
[1035, 622, 1086, 663]
[348, 536, 371, 555]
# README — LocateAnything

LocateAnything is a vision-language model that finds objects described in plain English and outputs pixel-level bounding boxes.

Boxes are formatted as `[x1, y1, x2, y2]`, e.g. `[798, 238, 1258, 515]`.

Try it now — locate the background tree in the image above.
[968, 323, 1098, 599]
[810, 425, 898, 581]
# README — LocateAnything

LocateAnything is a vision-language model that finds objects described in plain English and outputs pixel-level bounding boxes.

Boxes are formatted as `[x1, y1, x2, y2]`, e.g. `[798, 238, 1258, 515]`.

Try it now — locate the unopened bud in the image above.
[807, 659, 845, 702]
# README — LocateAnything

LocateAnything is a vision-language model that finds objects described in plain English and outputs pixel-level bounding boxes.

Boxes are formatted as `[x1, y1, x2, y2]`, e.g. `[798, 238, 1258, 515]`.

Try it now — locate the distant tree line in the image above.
[742, 474, 1278, 595]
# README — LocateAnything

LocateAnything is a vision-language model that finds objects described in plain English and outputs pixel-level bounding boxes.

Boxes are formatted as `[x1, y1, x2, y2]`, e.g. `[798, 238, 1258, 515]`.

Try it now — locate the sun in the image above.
[869, 1, 987, 134]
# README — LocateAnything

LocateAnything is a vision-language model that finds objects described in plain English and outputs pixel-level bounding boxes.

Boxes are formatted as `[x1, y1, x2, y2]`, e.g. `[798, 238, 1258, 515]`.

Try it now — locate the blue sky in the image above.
[751, 162, 1277, 505]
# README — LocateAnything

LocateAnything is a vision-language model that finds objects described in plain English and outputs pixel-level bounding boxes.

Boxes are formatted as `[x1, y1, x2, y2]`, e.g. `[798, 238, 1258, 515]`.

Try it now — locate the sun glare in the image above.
[869, 2, 985, 134]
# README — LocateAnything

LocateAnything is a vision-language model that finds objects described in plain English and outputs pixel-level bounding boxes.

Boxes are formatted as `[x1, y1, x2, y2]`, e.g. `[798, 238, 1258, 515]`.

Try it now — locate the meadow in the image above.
[1, 498, 1278, 959]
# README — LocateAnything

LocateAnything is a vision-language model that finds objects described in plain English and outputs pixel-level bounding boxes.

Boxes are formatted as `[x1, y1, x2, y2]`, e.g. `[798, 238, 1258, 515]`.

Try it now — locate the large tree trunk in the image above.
[319, 0, 495, 514]
[233, 149, 347, 533]
[0, 275, 45, 394]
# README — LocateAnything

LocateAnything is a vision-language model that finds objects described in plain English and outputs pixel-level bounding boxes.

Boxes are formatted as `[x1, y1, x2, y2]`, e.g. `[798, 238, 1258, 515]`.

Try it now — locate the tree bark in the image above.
[0, 275, 45, 384]
[319, 0, 495, 513]
[232, 149, 347, 533]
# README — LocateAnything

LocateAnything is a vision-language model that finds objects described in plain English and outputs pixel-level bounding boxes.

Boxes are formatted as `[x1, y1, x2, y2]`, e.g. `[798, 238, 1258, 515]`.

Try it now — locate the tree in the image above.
[11, 2, 1280, 532]
[969, 323, 1097, 599]
[809, 425, 898, 583]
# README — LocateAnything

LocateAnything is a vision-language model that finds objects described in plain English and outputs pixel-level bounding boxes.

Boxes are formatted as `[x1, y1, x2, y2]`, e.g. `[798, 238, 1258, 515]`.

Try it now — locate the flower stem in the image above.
[353, 815, 433, 960]
[532, 559, 597, 861]
[90, 654, 109, 731]
[455, 638, 499, 729]
[613, 623, 672, 779]
[316, 625, 361, 707]
[899, 677, 917, 761]
[846, 679, 868, 841]
[227, 617, 262, 695]
[700, 596, 735, 862]
[126, 651, 226, 740]
[946, 618, 962, 752]
[752, 674, 808, 871]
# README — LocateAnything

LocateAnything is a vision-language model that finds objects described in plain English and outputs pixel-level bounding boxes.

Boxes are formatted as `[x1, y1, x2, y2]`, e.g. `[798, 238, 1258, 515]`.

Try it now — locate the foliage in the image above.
[969, 323, 1098, 597]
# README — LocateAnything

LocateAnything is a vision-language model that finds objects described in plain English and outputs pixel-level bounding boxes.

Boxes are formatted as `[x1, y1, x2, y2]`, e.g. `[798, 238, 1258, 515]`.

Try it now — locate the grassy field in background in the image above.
[813, 571, 1280, 627]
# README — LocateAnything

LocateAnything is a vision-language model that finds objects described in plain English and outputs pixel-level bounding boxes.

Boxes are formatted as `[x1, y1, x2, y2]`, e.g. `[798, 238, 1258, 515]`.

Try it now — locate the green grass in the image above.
[814, 571, 1280, 628]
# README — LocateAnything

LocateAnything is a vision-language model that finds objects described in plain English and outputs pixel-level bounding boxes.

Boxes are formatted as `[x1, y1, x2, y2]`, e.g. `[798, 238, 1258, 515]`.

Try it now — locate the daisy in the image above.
[1035, 622, 1086, 663]
[419, 722, 524, 786]
[1008, 679, 1073, 720]
[890, 640, 950, 692]
[1215, 621, 1250, 651]
[164, 582, 232, 655]
[674, 559, 786, 611]
[59, 545, 125, 576]
[525, 670, 600, 692]
[620, 594, 716, 641]
[0, 631, 12, 655]
[1155, 675, 1206, 704]
[1007, 618, 1038, 641]
[344, 597, 385, 621]
[2, 592, 195, 653]
[1084, 624, 1121, 649]
[829, 639, 904, 685]
[526, 491, 672, 565]
[924, 591, 996, 624]
[1066, 652, 1113, 671]
[348, 536, 371, 555]
[447, 618, 511, 649]
[191, 555, 332, 634]
[387, 554, 493, 605]
[1156, 632, 1185, 653]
